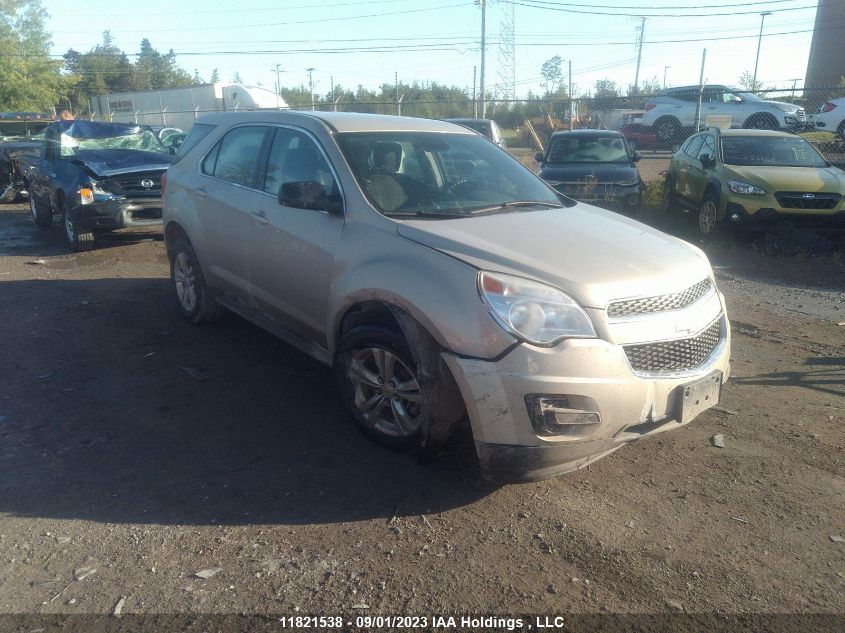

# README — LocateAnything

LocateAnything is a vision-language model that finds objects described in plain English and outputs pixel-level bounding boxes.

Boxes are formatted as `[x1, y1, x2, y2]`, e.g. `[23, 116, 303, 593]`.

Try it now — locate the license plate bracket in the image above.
[679, 371, 722, 424]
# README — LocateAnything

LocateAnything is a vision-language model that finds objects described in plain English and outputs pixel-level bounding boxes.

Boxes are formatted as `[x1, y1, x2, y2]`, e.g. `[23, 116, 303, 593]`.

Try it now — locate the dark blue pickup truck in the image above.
[27, 120, 173, 251]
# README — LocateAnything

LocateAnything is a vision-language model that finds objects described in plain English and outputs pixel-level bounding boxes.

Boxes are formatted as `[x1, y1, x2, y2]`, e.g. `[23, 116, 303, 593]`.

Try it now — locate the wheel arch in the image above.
[164, 220, 190, 257]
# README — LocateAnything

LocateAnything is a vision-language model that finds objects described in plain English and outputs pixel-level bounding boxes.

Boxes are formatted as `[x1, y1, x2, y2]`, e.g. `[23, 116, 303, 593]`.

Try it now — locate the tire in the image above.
[698, 194, 721, 237]
[744, 113, 779, 130]
[169, 237, 225, 324]
[335, 324, 425, 450]
[29, 191, 52, 228]
[662, 175, 676, 213]
[653, 117, 681, 144]
[62, 205, 94, 251]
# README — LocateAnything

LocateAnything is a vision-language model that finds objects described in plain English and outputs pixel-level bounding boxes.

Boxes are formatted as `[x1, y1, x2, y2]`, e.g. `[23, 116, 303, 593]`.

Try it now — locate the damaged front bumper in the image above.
[72, 197, 163, 231]
[443, 317, 731, 483]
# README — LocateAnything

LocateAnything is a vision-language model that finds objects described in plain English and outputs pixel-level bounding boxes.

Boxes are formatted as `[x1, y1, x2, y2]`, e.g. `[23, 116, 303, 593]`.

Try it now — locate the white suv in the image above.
[642, 85, 806, 143]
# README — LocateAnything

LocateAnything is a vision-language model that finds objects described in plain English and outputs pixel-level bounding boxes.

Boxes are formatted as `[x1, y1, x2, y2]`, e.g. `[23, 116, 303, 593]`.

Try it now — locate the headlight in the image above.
[728, 179, 766, 195]
[478, 271, 596, 346]
[80, 182, 113, 204]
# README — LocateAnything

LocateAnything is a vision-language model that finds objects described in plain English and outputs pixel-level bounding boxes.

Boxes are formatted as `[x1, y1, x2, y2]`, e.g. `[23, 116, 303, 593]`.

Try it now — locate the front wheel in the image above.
[698, 195, 721, 236]
[335, 325, 424, 450]
[63, 208, 94, 251]
[29, 192, 53, 228]
[169, 238, 225, 323]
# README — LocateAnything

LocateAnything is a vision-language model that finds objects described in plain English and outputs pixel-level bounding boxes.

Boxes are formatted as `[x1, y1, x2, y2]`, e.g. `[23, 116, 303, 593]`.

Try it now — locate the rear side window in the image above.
[202, 126, 268, 188]
[172, 123, 215, 163]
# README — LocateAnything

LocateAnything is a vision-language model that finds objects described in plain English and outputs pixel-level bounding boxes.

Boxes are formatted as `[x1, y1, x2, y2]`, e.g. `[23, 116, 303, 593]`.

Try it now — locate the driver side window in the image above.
[263, 128, 338, 198]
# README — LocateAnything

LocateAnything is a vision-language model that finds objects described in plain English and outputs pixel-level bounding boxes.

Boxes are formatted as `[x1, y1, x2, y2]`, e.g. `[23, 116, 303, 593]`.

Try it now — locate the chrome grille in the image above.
[607, 278, 713, 319]
[102, 170, 165, 195]
[624, 320, 722, 373]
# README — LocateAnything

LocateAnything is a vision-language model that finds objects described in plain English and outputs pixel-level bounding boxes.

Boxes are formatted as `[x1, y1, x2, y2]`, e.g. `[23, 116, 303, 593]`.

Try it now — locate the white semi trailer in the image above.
[90, 83, 288, 131]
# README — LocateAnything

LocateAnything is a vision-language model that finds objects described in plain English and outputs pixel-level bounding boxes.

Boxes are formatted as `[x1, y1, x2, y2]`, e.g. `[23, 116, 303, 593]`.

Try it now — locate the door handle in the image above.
[251, 209, 268, 224]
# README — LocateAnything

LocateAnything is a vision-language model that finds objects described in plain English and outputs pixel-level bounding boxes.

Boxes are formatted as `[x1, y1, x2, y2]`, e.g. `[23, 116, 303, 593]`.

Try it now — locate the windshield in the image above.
[59, 122, 167, 156]
[726, 87, 762, 102]
[336, 131, 561, 217]
[546, 136, 630, 164]
[722, 136, 828, 168]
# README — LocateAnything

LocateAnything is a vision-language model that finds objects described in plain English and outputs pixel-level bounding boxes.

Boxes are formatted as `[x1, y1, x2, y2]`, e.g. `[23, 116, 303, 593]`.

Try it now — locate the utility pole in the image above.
[694, 48, 707, 132]
[568, 59, 573, 122]
[330, 75, 335, 111]
[272, 64, 282, 109]
[633, 16, 646, 94]
[395, 71, 400, 116]
[306, 67, 315, 110]
[473, 65, 478, 118]
[663, 65, 671, 89]
[477, 0, 487, 118]
[752, 11, 771, 89]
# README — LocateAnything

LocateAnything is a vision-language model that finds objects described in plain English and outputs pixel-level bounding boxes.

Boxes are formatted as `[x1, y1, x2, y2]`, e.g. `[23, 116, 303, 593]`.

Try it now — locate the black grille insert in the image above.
[774, 191, 841, 210]
[624, 320, 722, 373]
[102, 170, 165, 196]
[608, 278, 713, 319]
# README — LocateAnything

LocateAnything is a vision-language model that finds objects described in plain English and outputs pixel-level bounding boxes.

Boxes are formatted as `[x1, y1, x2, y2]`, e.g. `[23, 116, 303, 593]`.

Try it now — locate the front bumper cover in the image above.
[443, 316, 731, 483]
[72, 197, 163, 231]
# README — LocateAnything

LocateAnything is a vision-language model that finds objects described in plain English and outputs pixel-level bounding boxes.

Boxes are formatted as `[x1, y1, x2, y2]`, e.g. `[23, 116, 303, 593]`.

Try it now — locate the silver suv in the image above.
[642, 84, 806, 143]
[162, 111, 731, 482]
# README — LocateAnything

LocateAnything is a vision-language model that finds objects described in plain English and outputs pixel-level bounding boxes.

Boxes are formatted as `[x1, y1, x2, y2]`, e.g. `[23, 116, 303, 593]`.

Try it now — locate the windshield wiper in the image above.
[384, 210, 469, 219]
[467, 200, 564, 214]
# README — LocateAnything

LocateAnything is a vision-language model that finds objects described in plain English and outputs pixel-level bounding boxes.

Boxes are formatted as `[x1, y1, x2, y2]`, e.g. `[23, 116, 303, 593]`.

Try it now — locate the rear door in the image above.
[194, 124, 272, 299]
[247, 126, 345, 346]
[687, 133, 718, 203]
[675, 134, 704, 201]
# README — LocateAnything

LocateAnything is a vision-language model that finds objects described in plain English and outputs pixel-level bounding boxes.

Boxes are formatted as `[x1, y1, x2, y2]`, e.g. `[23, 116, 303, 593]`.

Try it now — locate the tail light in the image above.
[161, 171, 167, 194]
[644, 103, 657, 111]
[820, 102, 837, 113]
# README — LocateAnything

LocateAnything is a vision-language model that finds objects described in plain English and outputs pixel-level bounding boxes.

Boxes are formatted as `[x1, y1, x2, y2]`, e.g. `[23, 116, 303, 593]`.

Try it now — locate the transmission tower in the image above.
[495, 0, 516, 102]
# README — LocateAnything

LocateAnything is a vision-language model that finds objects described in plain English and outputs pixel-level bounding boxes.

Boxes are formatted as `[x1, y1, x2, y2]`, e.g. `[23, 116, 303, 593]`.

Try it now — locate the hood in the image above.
[726, 165, 845, 192]
[539, 163, 639, 184]
[760, 99, 800, 113]
[396, 204, 712, 309]
[71, 149, 172, 178]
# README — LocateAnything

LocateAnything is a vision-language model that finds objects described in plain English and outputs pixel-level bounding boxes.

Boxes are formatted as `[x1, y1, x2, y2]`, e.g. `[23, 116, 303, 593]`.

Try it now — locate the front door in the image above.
[248, 126, 345, 346]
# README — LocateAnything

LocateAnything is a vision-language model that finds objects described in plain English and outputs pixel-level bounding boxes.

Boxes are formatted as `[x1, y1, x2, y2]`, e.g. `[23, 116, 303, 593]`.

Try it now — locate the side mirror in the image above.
[279, 181, 343, 215]
[699, 154, 714, 168]
[534, 151, 545, 164]
[169, 147, 177, 155]
[631, 150, 642, 162]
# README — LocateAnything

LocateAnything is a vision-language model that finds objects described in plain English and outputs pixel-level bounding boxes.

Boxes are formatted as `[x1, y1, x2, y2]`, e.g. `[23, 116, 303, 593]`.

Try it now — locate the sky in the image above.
[40, 0, 825, 99]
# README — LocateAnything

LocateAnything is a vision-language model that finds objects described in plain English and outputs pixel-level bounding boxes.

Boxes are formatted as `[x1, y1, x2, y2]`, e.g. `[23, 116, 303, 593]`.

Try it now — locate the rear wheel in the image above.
[653, 117, 681, 145]
[698, 195, 720, 236]
[63, 206, 94, 251]
[169, 238, 225, 324]
[29, 192, 52, 228]
[662, 175, 676, 213]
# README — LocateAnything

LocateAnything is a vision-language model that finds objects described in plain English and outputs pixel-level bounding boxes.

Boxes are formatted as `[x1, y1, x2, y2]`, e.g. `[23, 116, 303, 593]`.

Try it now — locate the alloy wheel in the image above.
[347, 347, 422, 438]
[699, 199, 718, 234]
[173, 251, 198, 312]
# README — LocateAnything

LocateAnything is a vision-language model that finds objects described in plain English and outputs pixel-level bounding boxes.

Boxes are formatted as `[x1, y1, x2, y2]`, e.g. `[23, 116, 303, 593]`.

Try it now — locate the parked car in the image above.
[163, 111, 730, 483]
[442, 118, 506, 148]
[662, 128, 845, 235]
[0, 113, 52, 203]
[535, 130, 644, 215]
[642, 85, 807, 144]
[621, 122, 684, 153]
[27, 120, 173, 251]
[812, 97, 845, 139]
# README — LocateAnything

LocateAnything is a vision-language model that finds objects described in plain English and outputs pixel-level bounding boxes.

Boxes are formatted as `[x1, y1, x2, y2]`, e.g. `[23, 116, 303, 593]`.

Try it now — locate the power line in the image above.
[49, 4, 473, 34]
[513, 0, 816, 18]
[50, 0, 415, 17]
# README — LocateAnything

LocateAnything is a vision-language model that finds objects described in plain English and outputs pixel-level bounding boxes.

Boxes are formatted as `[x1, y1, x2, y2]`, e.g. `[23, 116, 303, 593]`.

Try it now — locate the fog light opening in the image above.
[730, 213, 741, 222]
[525, 394, 601, 437]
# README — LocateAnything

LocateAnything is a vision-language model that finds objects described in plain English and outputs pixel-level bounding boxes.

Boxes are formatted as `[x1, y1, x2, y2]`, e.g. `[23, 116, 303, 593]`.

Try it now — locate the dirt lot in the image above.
[0, 202, 843, 630]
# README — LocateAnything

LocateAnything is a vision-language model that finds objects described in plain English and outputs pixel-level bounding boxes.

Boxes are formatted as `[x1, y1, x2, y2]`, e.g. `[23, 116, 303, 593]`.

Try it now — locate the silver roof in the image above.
[195, 110, 474, 134]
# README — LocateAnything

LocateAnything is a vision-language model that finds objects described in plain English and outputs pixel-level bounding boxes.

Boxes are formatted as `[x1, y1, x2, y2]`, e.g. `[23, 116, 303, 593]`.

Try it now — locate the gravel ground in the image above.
[0, 203, 843, 632]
